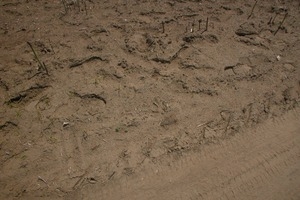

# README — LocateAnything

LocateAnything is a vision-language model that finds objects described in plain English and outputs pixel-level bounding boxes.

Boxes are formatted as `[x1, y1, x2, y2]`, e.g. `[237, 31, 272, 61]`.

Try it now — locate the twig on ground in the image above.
[198, 19, 202, 31]
[27, 42, 49, 75]
[197, 121, 212, 128]
[223, 112, 232, 135]
[170, 45, 188, 61]
[38, 176, 49, 187]
[274, 12, 288, 36]
[246, 103, 253, 125]
[152, 45, 188, 64]
[69, 56, 107, 68]
[201, 17, 209, 34]
[267, 17, 273, 25]
[42, 62, 49, 75]
[108, 171, 116, 180]
[71, 91, 107, 104]
[248, 0, 258, 19]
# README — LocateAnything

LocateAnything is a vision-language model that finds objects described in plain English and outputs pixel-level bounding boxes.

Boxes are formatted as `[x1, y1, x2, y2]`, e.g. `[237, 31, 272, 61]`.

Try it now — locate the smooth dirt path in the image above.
[68, 108, 300, 200]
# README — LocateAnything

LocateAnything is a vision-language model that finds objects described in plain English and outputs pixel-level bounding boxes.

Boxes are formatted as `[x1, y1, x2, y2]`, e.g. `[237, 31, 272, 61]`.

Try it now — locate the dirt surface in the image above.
[69, 107, 300, 200]
[0, 0, 300, 199]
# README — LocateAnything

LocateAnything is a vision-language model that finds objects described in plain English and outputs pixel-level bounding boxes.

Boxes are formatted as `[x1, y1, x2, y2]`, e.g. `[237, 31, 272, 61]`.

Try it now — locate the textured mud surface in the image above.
[0, 0, 300, 199]
[70, 108, 300, 200]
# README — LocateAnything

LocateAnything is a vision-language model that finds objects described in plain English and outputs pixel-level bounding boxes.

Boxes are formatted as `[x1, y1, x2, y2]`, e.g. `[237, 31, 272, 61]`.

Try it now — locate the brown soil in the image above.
[0, 0, 299, 199]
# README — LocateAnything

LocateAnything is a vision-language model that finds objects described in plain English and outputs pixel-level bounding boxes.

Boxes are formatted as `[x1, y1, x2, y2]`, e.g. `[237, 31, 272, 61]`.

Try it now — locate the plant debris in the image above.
[69, 56, 107, 68]
[71, 91, 107, 104]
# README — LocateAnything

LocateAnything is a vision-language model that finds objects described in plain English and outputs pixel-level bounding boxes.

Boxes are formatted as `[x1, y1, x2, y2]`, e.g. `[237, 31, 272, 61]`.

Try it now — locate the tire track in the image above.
[67, 108, 300, 200]
[59, 125, 87, 191]
[205, 142, 300, 200]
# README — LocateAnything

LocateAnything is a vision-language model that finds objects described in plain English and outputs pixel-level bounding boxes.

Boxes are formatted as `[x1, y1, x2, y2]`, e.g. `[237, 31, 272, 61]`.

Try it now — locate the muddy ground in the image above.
[0, 0, 300, 199]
